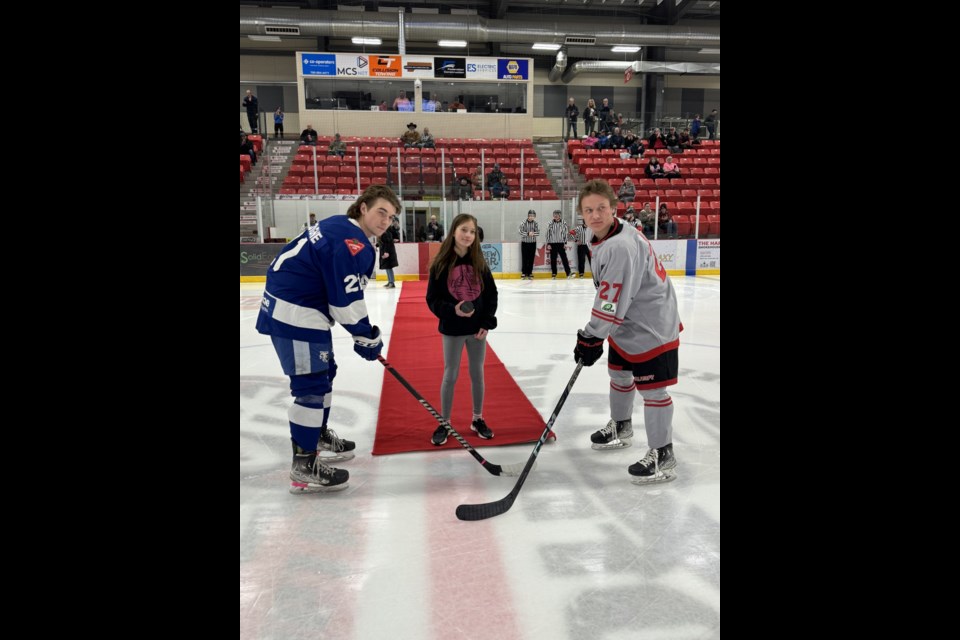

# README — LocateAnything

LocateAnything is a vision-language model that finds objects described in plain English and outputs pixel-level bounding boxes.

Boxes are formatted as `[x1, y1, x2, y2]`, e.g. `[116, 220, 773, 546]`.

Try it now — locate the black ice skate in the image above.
[590, 419, 633, 450]
[289, 441, 349, 494]
[628, 444, 677, 485]
[317, 427, 356, 463]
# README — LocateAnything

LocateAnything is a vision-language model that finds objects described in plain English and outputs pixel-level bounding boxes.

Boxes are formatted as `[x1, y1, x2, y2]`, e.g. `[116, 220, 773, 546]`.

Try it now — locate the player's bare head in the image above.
[349, 185, 401, 220]
[577, 179, 617, 213]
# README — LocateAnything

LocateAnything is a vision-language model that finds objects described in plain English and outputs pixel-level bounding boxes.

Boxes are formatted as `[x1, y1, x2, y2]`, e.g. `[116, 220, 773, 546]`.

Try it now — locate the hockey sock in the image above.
[638, 387, 673, 449]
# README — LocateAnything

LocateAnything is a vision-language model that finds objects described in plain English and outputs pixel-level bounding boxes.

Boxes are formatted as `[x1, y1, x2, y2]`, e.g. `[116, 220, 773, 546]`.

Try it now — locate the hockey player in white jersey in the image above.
[572, 180, 682, 484]
[256, 185, 401, 493]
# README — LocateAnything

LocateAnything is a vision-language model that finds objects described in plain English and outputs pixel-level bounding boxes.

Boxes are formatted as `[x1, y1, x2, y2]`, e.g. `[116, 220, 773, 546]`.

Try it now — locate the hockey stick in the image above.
[456, 360, 584, 521]
[377, 355, 527, 477]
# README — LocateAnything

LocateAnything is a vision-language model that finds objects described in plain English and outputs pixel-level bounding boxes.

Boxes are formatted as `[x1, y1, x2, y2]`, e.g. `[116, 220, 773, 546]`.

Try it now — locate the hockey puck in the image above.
[460, 301, 474, 313]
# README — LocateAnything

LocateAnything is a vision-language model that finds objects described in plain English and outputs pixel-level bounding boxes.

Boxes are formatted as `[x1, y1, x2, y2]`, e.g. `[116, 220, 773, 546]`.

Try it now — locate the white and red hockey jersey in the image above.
[585, 218, 682, 362]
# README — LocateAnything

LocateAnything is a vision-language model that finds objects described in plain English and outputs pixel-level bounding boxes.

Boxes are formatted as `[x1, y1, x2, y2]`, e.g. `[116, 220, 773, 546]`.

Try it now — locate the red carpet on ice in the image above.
[372, 281, 546, 455]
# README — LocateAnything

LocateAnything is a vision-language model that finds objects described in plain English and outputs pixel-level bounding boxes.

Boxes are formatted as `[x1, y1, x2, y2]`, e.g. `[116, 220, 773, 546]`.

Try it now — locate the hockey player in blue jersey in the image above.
[256, 185, 401, 493]
[573, 180, 682, 485]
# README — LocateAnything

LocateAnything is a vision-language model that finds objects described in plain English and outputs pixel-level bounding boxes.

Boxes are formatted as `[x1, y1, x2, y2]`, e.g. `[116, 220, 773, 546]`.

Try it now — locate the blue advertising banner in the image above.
[480, 243, 503, 273]
[497, 59, 529, 80]
[302, 54, 336, 76]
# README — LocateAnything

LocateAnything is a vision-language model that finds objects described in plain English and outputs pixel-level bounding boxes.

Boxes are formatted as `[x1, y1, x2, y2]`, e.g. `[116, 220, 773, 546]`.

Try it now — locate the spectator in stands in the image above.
[645, 157, 664, 179]
[419, 127, 436, 149]
[378, 101, 388, 111]
[583, 99, 598, 137]
[243, 89, 259, 133]
[393, 90, 413, 112]
[662, 156, 681, 180]
[457, 175, 473, 201]
[449, 96, 466, 111]
[596, 131, 611, 150]
[273, 107, 284, 140]
[422, 93, 437, 112]
[648, 128, 666, 150]
[471, 165, 484, 196]
[300, 124, 318, 146]
[608, 127, 626, 150]
[625, 132, 644, 158]
[658, 204, 678, 238]
[546, 210, 573, 279]
[328, 133, 347, 158]
[565, 98, 580, 141]
[302, 213, 317, 231]
[416, 224, 427, 242]
[623, 208, 639, 229]
[678, 128, 693, 150]
[487, 164, 509, 199]
[570, 215, 591, 278]
[599, 98, 613, 134]
[401, 123, 421, 148]
[425, 214, 444, 243]
[518, 210, 539, 279]
[240, 132, 257, 166]
[690, 114, 702, 141]
[378, 216, 400, 288]
[638, 203, 656, 236]
[705, 109, 718, 139]
[583, 131, 599, 150]
[665, 127, 681, 154]
[616, 113, 625, 129]
[618, 177, 636, 205]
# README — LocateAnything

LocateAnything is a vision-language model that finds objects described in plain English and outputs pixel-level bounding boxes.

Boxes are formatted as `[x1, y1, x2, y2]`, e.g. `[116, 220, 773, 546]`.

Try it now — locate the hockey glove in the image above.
[353, 326, 383, 361]
[574, 329, 604, 366]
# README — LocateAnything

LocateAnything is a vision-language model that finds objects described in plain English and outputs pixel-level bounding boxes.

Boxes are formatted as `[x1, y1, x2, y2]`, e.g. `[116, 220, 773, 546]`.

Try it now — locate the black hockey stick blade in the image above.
[456, 360, 584, 521]
[378, 355, 524, 477]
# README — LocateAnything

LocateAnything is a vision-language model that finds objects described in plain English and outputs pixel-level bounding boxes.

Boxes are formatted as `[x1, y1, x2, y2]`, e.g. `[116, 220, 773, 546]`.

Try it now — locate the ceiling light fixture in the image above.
[352, 37, 382, 45]
[247, 35, 281, 42]
[438, 40, 467, 47]
[611, 46, 641, 53]
[532, 43, 562, 50]
[698, 48, 720, 54]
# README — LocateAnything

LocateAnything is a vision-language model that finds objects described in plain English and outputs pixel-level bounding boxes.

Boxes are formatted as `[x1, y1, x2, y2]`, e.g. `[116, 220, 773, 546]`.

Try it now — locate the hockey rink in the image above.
[240, 276, 720, 640]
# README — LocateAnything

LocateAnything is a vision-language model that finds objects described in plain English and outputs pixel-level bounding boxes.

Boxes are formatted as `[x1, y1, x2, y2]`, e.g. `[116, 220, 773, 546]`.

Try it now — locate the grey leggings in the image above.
[441, 334, 487, 420]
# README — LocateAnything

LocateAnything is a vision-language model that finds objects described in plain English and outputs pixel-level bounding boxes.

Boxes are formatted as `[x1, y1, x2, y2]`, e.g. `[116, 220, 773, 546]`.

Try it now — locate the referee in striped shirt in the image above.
[570, 216, 591, 278]
[518, 210, 539, 279]
[547, 210, 572, 279]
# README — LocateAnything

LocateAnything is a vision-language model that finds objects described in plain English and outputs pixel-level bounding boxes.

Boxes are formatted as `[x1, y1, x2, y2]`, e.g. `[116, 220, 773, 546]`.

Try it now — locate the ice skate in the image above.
[590, 419, 633, 450]
[289, 441, 349, 494]
[628, 444, 677, 485]
[316, 427, 356, 462]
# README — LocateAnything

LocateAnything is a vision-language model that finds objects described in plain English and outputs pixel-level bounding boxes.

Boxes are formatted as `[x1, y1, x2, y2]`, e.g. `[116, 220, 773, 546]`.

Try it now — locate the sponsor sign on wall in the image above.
[696, 239, 720, 271]
[301, 53, 530, 81]
[649, 239, 687, 274]
[239, 244, 284, 277]
[466, 58, 498, 79]
[480, 243, 503, 273]
[403, 56, 434, 76]
[301, 53, 336, 76]
[335, 54, 368, 77]
[498, 58, 529, 80]
[434, 57, 466, 78]
[369, 55, 402, 77]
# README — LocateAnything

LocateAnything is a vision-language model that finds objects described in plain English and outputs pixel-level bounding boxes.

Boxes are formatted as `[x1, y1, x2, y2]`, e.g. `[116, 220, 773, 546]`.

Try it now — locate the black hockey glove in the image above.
[574, 329, 604, 366]
[353, 326, 383, 361]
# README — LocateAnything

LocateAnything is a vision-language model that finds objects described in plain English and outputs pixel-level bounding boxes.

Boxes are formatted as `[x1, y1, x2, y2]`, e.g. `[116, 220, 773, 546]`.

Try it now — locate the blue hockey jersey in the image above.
[256, 216, 376, 342]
